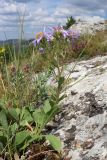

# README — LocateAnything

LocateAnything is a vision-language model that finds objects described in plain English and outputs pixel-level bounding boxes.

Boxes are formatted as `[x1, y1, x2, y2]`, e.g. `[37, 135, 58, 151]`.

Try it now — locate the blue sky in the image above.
[0, 0, 106, 40]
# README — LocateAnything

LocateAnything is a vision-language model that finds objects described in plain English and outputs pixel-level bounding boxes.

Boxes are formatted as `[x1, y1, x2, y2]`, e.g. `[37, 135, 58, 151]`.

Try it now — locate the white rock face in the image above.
[70, 18, 106, 34]
[52, 55, 107, 160]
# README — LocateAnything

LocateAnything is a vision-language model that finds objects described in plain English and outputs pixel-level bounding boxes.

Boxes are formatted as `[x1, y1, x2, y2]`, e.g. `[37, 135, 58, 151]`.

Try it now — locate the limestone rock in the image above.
[70, 18, 105, 34]
[52, 55, 107, 160]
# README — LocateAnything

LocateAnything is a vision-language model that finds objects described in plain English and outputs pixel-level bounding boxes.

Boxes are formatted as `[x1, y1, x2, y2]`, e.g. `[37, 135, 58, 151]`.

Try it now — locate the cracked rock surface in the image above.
[52, 55, 107, 160]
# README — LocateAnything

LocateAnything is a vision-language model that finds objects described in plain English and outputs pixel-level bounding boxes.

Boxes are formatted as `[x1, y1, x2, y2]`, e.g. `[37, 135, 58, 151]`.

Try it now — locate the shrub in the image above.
[63, 16, 76, 29]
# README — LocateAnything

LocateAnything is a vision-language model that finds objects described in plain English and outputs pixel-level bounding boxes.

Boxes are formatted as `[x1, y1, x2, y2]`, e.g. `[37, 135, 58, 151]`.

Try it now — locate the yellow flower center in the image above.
[35, 32, 44, 39]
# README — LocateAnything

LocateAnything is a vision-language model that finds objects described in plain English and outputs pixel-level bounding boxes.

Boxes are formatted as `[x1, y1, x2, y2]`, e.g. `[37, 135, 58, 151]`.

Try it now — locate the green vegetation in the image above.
[63, 16, 76, 29]
[0, 51, 67, 159]
[0, 18, 107, 159]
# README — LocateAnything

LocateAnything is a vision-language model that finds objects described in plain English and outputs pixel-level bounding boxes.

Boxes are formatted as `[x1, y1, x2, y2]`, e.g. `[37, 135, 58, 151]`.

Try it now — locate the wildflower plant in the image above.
[0, 23, 105, 159]
[0, 24, 78, 160]
[0, 55, 66, 160]
[0, 26, 73, 159]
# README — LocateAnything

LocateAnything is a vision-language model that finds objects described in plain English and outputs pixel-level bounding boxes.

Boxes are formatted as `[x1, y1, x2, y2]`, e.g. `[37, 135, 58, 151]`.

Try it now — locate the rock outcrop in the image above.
[70, 19, 106, 34]
[52, 55, 107, 160]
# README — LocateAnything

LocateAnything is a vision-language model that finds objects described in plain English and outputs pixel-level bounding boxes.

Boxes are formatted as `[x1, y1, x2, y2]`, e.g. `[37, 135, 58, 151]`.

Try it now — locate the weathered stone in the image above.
[52, 55, 107, 160]
[70, 19, 105, 35]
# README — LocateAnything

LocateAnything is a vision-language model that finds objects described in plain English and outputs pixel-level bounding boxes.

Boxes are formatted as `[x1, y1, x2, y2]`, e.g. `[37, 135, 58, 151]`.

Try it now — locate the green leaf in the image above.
[20, 120, 27, 127]
[10, 123, 18, 133]
[46, 135, 62, 152]
[21, 134, 40, 150]
[21, 108, 33, 122]
[15, 108, 20, 115]
[59, 94, 67, 102]
[0, 131, 3, 136]
[43, 100, 51, 113]
[0, 110, 8, 129]
[8, 108, 19, 121]
[0, 142, 3, 152]
[0, 135, 7, 145]
[15, 130, 30, 146]
[58, 76, 65, 89]
[33, 109, 46, 127]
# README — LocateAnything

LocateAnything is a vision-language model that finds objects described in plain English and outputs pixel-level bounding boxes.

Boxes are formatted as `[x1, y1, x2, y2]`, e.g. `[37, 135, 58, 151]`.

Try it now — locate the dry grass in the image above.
[0, 29, 107, 98]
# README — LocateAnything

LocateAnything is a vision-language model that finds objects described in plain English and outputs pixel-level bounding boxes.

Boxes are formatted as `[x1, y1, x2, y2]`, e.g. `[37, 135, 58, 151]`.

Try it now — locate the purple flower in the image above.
[32, 32, 44, 46]
[50, 26, 69, 38]
[37, 37, 43, 44]
[61, 30, 69, 38]
[32, 39, 36, 46]
[32, 30, 54, 46]
[45, 32, 54, 42]
[39, 47, 45, 54]
[52, 26, 64, 32]
[68, 30, 80, 39]
[43, 27, 54, 41]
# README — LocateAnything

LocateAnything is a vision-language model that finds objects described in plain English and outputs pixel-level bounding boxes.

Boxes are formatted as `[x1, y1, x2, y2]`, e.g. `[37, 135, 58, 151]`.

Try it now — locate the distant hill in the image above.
[0, 39, 34, 46]
[0, 39, 18, 45]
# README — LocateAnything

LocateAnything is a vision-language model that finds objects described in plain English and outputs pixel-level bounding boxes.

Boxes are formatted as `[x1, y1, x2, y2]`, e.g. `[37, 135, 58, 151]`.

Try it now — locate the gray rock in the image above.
[52, 55, 107, 160]
[70, 19, 105, 35]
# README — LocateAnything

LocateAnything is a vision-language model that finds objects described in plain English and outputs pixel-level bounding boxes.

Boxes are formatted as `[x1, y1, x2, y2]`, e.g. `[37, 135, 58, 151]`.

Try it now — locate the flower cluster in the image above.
[52, 26, 69, 38]
[68, 29, 80, 39]
[32, 31, 54, 46]
[32, 26, 80, 47]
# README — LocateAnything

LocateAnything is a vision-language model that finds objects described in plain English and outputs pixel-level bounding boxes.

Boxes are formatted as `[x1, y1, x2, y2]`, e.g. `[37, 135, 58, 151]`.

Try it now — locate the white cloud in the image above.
[42, 17, 55, 23]
[0, 0, 106, 40]
[0, 0, 26, 14]
[54, 8, 71, 17]
[33, 8, 48, 17]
